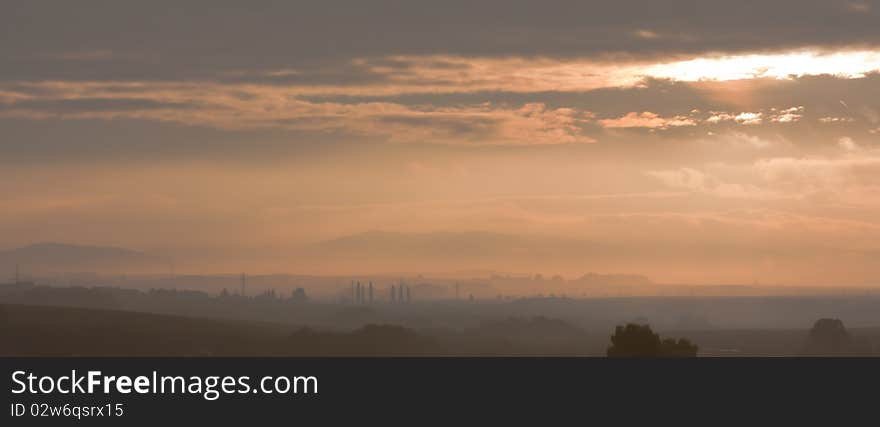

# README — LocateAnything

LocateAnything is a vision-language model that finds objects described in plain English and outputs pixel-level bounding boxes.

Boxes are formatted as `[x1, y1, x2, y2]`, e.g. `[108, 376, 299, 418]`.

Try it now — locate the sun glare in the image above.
[643, 50, 880, 82]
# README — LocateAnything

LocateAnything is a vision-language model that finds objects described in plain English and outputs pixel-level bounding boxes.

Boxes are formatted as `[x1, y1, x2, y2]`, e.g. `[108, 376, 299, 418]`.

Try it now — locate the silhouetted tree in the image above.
[607, 323, 698, 357]
[802, 318, 871, 355]
[607, 323, 661, 357]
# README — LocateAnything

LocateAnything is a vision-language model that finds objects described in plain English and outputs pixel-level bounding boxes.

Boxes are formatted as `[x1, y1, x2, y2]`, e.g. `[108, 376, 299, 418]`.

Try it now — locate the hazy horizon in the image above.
[4, 241, 880, 293]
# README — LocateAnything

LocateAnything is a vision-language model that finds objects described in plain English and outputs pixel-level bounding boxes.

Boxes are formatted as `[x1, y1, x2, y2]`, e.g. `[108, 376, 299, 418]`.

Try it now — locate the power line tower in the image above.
[240, 273, 247, 297]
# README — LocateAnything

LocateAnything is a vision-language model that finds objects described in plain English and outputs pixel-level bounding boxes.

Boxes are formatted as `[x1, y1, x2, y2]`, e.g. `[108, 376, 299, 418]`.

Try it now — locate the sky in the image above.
[2, 1, 880, 284]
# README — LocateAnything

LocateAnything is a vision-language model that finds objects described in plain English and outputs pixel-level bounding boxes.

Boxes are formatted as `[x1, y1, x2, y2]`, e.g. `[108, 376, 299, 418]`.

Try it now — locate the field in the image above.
[4, 303, 878, 357]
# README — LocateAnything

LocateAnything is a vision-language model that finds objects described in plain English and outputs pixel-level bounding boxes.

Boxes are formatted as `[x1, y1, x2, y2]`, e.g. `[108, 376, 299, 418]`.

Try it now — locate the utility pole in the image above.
[240, 273, 246, 297]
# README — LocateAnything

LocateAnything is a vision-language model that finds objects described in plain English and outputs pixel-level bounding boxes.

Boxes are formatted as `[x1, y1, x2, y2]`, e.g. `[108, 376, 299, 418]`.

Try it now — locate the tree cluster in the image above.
[607, 323, 698, 357]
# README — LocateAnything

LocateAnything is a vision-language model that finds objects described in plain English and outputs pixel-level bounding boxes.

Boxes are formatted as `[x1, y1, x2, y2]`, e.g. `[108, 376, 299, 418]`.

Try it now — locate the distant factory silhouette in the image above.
[350, 280, 412, 304]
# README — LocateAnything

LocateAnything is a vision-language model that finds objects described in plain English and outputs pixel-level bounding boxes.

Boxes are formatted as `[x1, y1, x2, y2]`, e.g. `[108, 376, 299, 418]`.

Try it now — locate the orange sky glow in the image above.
[3, 1, 880, 286]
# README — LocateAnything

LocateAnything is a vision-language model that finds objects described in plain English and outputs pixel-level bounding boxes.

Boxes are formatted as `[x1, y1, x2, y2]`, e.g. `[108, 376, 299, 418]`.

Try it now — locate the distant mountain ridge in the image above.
[0, 242, 161, 275]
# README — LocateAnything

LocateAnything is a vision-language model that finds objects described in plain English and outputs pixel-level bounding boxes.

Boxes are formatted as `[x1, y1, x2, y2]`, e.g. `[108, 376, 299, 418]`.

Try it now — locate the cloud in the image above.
[646, 168, 779, 199]
[734, 112, 763, 125]
[649, 144, 880, 204]
[598, 111, 696, 129]
[769, 106, 804, 123]
[2, 75, 853, 143]
[7, 47, 880, 99]
[0, 98, 204, 114]
[5, 1, 880, 84]
[224, 50, 880, 95]
[753, 153, 880, 193]
[633, 29, 661, 40]
[706, 112, 735, 123]
[707, 132, 778, 149]
[838, 137, 860, 151]
[643, 50, 880, 82]
[701, 107, 804, 125]
[0, 84, 595, 145]
[845, 1, 872, 13]
[819, 116, 855, 123]
[373, 103, 596, 145]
